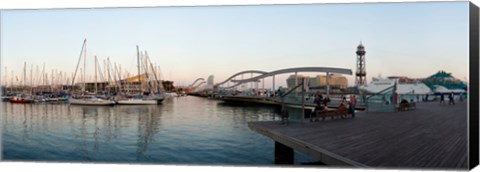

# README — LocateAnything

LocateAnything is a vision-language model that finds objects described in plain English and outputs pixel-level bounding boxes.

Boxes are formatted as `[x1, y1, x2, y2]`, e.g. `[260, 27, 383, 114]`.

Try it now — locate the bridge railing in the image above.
[364, 86, 396, 112]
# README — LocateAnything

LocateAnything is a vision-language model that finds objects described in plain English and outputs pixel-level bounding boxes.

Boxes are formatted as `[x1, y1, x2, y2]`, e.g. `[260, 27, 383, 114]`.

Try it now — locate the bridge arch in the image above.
[192, 81, 206, 90]
[214, 70, 268, 87]
[230, 67, 352, 83]
[216, 67, 352, 97]
[189, 78, 205, 88]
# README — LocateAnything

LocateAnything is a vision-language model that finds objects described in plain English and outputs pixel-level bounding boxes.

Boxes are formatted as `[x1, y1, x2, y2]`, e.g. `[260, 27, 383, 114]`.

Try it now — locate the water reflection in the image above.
[2, 97, 312, 164]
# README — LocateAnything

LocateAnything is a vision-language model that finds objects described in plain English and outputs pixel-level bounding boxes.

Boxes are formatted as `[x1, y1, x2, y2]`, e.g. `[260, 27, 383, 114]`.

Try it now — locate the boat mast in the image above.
[95, 56, 98, 94]
[139, 52, 144, 94]
[141, 51, 151, 94]
[30, 64, 33, 95]
[111, 60, 119, 94]
[54, 70, 57, 92]
[10, 71, 13, 94]
[83, 39, 87, 95]
[94, 57, 106, 95]
[145, 52, 161, 93]
[71, 39, 87, 95]
[23, 62, 26, 94]
[116, 63, 122, 94]
[119, 64, 125, 94]
[113, 63, 120, 93]
[79, 68, 83, 93]
[41, 63, 45, 89]
[45, 72, 48, 89]
[51, 69, 54, 93]
[142, 51, 152, 94]
[5, 67, 7, 94]
[137, 45, 141, 95]
[34, 65, 39, 89]
[105, 58, 111, 95]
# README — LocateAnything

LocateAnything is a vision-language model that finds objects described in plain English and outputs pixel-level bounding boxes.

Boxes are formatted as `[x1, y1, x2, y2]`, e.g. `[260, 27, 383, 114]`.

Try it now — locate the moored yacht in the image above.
[116, 93, 164, 105]
[69, 96, 115, 106]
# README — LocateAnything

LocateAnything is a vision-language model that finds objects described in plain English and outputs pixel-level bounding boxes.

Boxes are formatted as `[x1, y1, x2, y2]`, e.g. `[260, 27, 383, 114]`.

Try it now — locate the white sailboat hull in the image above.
[69, 98, 115, 106]
[116, 99, 158, 105]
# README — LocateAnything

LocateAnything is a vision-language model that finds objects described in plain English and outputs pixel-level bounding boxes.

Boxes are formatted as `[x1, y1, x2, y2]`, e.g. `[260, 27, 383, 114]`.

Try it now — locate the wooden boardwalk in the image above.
[248, 101, 468, 169]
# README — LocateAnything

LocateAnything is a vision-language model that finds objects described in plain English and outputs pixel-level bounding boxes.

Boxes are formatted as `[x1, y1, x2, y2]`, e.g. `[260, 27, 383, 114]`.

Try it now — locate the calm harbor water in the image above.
[1, 96, 313, 165]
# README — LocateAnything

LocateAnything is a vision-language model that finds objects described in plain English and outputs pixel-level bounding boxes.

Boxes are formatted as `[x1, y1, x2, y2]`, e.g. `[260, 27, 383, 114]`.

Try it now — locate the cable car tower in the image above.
[355, 42, 367, 86]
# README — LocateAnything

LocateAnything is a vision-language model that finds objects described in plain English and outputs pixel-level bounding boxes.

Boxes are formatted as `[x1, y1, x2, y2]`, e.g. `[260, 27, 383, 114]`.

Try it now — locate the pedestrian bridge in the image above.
[214, 70, 268, 87]
[189, 78, 205, 88]
[215, 67, 352, 90]
[190, 66, 352, 97]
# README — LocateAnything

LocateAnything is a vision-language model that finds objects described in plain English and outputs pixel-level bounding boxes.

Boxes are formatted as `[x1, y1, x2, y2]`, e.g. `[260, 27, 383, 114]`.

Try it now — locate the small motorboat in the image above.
[9, 96, 32, 103]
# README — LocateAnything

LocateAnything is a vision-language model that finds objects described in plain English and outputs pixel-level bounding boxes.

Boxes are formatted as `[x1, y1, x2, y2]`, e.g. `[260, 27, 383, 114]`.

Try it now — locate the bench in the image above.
[314, 105, 350, 121]
[397, 101, 416, 111]
[410, 102, 416, 109]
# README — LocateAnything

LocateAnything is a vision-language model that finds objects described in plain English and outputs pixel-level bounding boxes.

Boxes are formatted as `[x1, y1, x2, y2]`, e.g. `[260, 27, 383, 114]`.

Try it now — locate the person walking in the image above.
[323, 96, 330, 107]
[349, 95, 357, 118]
[440, 93, 445, 105]
[311, 94, 322, 121]
[313, 93, 322, 106]
[448, 92, 455, 105]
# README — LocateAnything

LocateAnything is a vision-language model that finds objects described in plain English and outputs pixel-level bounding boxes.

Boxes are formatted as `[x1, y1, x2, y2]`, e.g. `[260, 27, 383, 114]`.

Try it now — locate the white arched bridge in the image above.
[185, 78, 206, 91]
[229, 67, 351, 83]
[214, 67, 352, 93]
[189, 78, 205, 88]
[214, 70, 268, 87]
[188, 66, 358, 109]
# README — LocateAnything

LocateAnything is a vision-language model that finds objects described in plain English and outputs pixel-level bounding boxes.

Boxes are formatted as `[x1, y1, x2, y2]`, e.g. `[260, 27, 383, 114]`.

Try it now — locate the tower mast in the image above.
[355, 42, 367, 86]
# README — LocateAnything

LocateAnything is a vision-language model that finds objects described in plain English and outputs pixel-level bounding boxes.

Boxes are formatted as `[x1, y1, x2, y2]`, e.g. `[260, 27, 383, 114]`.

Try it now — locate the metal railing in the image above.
[279, 80, 306, 125]
[364, 84, 396, 112]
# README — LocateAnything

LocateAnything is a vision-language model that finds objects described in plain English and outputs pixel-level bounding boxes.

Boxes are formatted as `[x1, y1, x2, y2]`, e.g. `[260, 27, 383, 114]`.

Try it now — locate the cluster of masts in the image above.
[70, 39, 166, 95]
[2, 39, 175, 105]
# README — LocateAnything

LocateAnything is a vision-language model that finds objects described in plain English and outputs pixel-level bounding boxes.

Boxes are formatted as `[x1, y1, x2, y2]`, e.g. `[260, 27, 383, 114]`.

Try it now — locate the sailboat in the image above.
[116, 95, 158, 105]
[69, 96, 115, 105]
[144, 51, 165, 104]
[69, 39, 115, 106]
[116, 46, 163, 105]
[9, 62, 33, 103]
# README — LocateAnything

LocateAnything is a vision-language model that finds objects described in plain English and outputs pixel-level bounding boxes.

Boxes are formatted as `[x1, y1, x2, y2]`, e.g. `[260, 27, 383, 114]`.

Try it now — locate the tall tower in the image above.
[355, 42, 367, 86]
[207, 75, 215, 89]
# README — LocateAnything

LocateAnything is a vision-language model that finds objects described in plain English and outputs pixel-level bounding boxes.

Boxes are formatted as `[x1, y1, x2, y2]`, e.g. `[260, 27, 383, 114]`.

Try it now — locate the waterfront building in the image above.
[81, 82, 109, 93]
[32, 85, 65, 94]
[61, 85, 80, 92]
[286, 74, 310, 92]
[113, 74, 175, 93]
[286, 74, 348, 95]
[309, 74, 348, 90]
[63, 73, 175, 94]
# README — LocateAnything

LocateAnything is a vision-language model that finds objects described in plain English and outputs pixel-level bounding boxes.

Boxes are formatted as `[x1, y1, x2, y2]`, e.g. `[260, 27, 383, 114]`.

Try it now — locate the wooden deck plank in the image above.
[248, 101, 468, 169]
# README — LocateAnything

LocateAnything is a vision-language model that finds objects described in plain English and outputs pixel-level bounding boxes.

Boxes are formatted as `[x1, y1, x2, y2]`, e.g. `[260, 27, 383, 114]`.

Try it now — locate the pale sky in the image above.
[0, 1, 470, 88]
